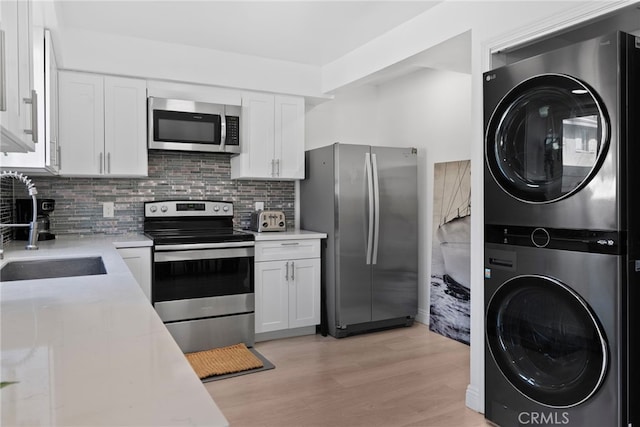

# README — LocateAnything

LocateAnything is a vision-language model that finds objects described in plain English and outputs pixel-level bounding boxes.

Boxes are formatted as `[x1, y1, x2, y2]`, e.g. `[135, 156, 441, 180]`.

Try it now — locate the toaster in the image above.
[250, 210, 286, 232]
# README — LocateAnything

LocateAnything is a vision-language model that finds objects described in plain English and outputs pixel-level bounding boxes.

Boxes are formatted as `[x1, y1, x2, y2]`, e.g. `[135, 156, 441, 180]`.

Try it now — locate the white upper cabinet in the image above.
[0, 0, 38, 153]
[58, 71, 147, 177]
[231, 92, 305, 180]
[2, 28, 59, 173]
[274, 95, 305, 179]
[104, 76, 148, 176]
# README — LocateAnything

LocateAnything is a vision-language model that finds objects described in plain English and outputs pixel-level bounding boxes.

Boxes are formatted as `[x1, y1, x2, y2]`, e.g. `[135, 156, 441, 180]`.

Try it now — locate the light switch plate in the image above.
[254, 201, 264, 211]
[103, 202, 115, 218]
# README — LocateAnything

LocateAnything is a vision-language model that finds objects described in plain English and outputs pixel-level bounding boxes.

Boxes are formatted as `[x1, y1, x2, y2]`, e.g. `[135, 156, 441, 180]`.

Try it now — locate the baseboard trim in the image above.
[255, 326, 316, 342]
[465, 383, 484, 414]
[415, 308, 429, 325]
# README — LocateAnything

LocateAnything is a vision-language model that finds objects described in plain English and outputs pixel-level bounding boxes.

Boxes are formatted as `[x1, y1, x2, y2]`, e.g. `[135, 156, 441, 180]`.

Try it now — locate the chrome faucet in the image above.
[1, 171, 39, 253]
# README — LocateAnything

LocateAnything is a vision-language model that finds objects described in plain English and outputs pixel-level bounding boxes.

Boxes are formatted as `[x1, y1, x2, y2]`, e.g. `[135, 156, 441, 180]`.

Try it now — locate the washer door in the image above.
[485, 74, 609, 203]
[486, 275, 608, 408]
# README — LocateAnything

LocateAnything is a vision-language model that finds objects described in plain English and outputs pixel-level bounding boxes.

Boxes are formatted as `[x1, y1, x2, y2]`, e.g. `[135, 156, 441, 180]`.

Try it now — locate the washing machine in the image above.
[484, 238, 639, 427]
[483, 31, 640, 232]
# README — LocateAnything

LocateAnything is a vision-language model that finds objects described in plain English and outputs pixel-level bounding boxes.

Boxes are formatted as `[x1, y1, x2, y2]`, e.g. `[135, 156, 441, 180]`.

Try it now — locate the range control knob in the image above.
[213, 205, 220, 212]
[223, 205, 229, 212]
[149, 206, 157, 213]
[160, 205, 168, 213]
[279, 221, 285, 227]
[263, 222, 269, 228]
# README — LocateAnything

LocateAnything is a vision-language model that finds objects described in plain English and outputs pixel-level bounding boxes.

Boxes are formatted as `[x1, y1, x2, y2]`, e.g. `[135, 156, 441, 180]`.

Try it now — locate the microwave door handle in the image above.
[220, 113, 227, 151]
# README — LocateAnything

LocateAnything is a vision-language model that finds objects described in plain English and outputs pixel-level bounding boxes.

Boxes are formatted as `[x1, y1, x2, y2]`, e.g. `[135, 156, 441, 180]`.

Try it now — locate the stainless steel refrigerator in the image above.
[300, 143, 418, 338]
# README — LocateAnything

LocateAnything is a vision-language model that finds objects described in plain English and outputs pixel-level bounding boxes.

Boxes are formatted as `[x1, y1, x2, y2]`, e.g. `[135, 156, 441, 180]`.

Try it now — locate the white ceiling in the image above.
[55, 1, 442, 67]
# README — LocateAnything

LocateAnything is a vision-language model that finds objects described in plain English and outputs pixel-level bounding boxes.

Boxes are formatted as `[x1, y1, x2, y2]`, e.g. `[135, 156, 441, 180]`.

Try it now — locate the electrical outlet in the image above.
[254, 201, 264, 211]
[103, 202, 115, 218]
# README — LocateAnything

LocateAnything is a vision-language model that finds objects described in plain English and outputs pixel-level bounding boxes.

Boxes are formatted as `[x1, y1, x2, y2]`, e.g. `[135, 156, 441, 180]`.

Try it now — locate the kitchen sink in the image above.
[0, 257, 107, 282]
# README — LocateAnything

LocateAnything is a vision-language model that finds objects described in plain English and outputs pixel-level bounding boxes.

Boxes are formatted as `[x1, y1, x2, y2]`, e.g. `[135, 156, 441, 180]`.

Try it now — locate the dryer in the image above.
[484, 239, 638, 427]
[483, 31, 640, 233]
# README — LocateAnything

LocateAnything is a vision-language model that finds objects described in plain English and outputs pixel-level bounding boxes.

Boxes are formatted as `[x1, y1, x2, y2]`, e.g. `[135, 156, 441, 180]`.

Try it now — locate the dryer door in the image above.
[485, 74, 609, 204]
[486, 275, 608, 408]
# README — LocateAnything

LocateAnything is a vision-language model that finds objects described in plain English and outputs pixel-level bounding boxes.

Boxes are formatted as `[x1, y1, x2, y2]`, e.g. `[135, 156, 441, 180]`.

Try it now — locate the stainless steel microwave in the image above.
[148, 97, 241, 154]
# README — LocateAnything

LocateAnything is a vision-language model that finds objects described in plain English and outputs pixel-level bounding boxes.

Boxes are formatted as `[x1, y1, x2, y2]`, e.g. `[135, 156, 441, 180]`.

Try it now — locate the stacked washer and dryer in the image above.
[483, 32, 640, 426]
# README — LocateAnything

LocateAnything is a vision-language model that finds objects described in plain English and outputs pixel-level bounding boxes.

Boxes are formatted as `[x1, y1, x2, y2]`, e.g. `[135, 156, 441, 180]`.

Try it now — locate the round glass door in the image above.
[486, 275, 608, 408]
[485, 74, 609, 203]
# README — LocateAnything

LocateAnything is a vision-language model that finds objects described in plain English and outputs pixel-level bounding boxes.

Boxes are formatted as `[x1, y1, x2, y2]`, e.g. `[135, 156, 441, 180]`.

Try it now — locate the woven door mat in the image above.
[186, 343, 264, 379]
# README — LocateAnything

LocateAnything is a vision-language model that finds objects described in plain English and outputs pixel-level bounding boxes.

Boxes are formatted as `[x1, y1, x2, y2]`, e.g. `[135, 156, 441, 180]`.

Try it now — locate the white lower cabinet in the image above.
[255, 239, 321, 334]
[117, 247, 151, 301]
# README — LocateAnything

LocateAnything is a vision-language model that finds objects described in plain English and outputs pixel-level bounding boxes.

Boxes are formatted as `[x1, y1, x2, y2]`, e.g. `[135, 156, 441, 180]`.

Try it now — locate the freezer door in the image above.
[335, 144, 373, 327]
[371, 146, 418, 321]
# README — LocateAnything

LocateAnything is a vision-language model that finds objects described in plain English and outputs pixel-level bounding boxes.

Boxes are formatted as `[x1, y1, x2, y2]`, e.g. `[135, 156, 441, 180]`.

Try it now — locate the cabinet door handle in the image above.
[291, 261, 295, 281]
[99, 152, 103, 174]
[271, 159, 275, 177]
[276, 159, 280, 176]
[57, 144, 61, 169]
[107, 152, 111, 173]
[0, 30, 5, 112]
[285, 261, 289, 281]
[23, 90, 39, 143]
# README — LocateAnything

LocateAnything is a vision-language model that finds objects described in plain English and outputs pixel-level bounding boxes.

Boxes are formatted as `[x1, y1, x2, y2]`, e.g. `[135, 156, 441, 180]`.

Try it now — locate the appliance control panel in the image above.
[145, 200, 233, 217]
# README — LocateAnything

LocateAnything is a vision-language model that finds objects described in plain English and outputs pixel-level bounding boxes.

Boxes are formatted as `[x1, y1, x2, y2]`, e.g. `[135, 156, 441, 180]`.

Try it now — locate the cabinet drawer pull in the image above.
[280, 242, 300, 246]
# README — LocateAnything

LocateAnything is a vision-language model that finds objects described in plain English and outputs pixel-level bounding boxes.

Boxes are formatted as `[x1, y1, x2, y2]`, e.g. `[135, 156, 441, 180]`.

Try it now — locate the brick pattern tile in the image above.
[1, 151, 295, 237]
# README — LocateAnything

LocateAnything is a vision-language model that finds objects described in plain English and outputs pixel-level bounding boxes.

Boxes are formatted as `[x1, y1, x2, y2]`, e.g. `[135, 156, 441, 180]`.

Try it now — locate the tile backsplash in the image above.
[3, 151, 295, 238]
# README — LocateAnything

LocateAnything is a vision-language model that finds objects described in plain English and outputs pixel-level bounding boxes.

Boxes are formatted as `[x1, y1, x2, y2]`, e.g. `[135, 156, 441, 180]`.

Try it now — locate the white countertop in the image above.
[0, 235, 228, 427]
[246, 229, 327, 241]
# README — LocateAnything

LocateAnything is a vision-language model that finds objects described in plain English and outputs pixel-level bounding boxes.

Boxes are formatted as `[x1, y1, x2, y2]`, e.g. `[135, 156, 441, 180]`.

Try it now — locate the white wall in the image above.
[54, 28, 325, 99]
[305, 85, 380, 149]
[305, 68, 472, 325]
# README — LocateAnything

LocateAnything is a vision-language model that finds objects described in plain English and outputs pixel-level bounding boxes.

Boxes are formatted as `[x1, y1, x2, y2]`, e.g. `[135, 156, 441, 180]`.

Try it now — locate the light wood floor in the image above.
[206, 323, 489, 427]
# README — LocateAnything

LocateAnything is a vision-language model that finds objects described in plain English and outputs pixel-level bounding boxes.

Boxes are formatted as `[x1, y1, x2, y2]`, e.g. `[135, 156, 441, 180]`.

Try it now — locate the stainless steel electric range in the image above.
[144, 200, 255, 353]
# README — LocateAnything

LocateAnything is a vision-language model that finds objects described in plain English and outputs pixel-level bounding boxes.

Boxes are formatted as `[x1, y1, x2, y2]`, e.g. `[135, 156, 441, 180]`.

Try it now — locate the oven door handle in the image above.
[154, 241, 255, 251]
[154, 247, 254, 262]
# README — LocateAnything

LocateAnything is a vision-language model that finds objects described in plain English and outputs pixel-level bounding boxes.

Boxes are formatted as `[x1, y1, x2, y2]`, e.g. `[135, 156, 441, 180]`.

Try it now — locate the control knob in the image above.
[223, 205, 229, 212]
[213, 205, 220, 212]
[160, 205, 168, 213]
[149, 206, 157, 213]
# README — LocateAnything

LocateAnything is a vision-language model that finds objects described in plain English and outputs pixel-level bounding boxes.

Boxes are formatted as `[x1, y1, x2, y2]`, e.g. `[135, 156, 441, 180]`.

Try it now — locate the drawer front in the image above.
[255, 239, 320, 262]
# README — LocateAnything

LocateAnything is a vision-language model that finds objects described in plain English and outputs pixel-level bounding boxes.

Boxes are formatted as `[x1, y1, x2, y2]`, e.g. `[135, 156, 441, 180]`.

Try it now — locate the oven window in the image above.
[153, 256, 254, 302]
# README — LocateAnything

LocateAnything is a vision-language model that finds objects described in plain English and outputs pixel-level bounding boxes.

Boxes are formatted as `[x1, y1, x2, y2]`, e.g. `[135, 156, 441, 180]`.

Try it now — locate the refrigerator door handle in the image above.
[371, 153, 380, 264]
[365, 152, 374, 265]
